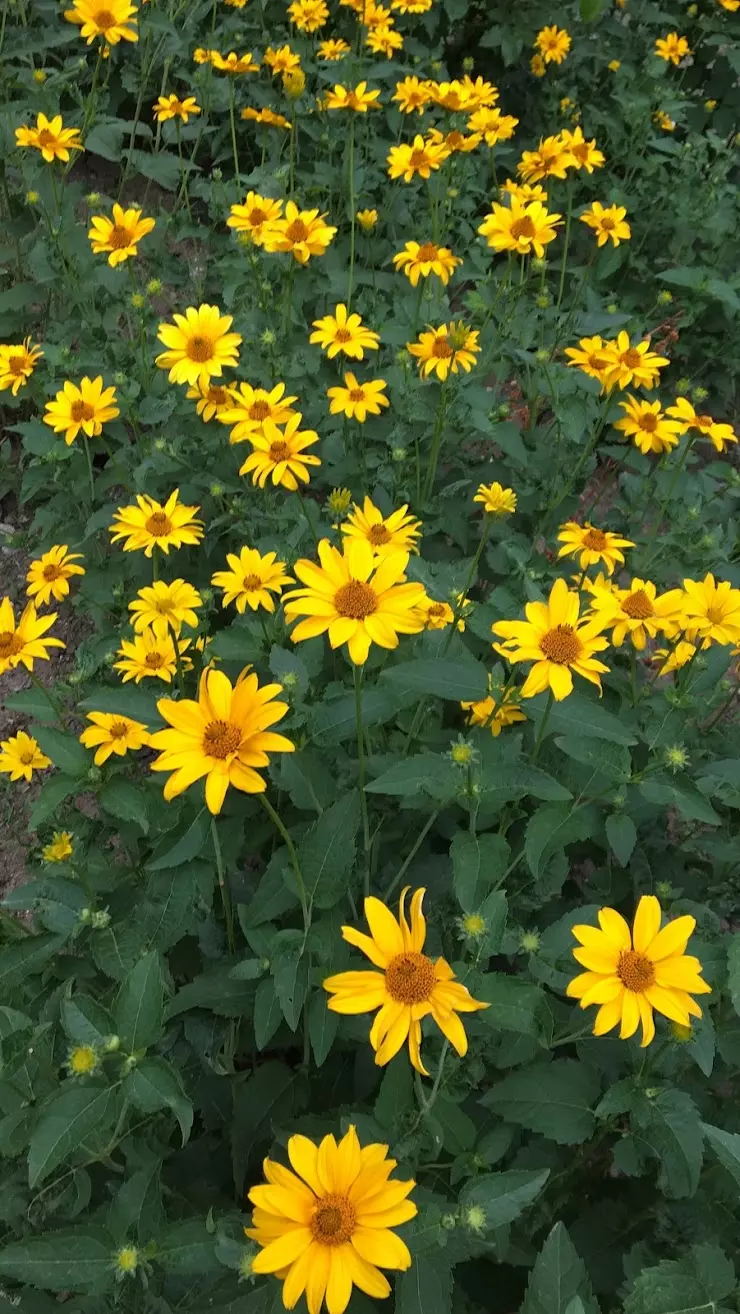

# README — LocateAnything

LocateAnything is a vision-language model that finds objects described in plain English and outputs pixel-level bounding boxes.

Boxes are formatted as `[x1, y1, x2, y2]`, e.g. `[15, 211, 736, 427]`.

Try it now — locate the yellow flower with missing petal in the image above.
[580, 202, 630, 247]
[26, 545, 85, 606]
[492, 577, 611, 700]
[407, 321, 480, 380]
[318, 37, 351, 59]
[113, 619, 192, 684]
[461, 678, 527, 736]
[153, 94, 201, 122]
[473, 482, 517, 515]
[0, 731, 52, 782]
[392, 240, 461, 286]
[655, 32, 690, 64]
[79, 712, 151, 764]
[185, 379, 238, 422]
[327, 373, 389, 421]
[666, 397, 738, 453]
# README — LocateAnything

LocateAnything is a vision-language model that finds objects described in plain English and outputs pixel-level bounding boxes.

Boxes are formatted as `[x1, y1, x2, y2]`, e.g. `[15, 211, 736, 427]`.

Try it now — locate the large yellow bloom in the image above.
[284, 538, 426, 665]
[325, 889, 488, 1074]
[218, 382, 298, 443]
[261, 201, 337, 263]
[407, 321, 479, 380]
[392, 75, 432, 114]
[128, 579, 202, 632]
[237, 413, 320, 488]
[26, 545, 85, 606]
[155, 305, 242, 386]
[478, 197, 562, 257]
[567, 895, 710, 1047]
[79, 712, 151, 765]
[310, 305, 380, 359]
[580, 202, 630, 247]
[0, 731, 51, 782]
[613, 396, 683, 455]
[655, 32, 690, 63]
[63, 0, 137, 43]
[341, 497, 421, 557]
[0, 597, 65, 674]
[109, 490, 204, 557]
[150, 666, 294, 813]
[679, 573, 740, 647]
[327, 373, 389, 421]
[602, 332, 669, 391]
[227, 193, 284, 246]
[0, 337, 43, 395]
[556, 521, 635, 575]
[666, 397, 737, 453]
[43, 376, 119, 445]
[588, 578, 685, 650]
[88, 203, 155, 266]
[564, 335, 613, 386]
[492, 576, 610, 700]
[366, 24, 403, 56]
[263, 43, 301, 74]
[248, 1125, 416, 1314]
[387, 134, 448, 182]
[468, 107, 518, 146]
[15, 113, 83, 163]
[517, 135, 570, 183]
[392, 240, 461, 286]
[535, 24, 570, 63]
[114, 620, 192, 684]
[211, 547, 293, 613]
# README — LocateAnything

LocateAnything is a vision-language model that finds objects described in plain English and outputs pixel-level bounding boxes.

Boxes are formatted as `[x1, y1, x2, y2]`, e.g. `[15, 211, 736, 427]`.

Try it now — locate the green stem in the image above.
[442, 519, 490, 657]
[354, 664, 371, 898]
[211, 817, 235, 953]
[29, 670, 64, 722]
[258, 793, 310, 933]
[167, 622, 186, 696]
[347, 116, 356, 308]
[530, 689, 555, 763]
[411, 1039, 450, 1127]
[82, 438, 95, 504]
[421, 378, 450, 506]
[642, 435, 696, 570]
[175, 120, 192, 220]
[630, 647, 638, 707]
[556, 176, 574, 310]
[288, 115, 296, 199]
[295, 486, 320, 547]
[227, 78, 240, 188]
[383, 809, 440, 901]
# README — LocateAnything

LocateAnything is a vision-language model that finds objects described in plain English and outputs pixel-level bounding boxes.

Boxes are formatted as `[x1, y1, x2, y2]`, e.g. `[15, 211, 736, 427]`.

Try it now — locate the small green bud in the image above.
[79, 907, 92, 924]
[261, 329, 277, 347]
[464, 1205, 487, 1235]
[462, 56, 475, 71]
[210, 482, 225, 497]
[91, 909, 111, 929]
[212, 167, 223, 180]
[103, 1034, 121, 1052]
[441, 1212, 457, 1230]
[392, 446, 407, 463]
[531, 256, 547, 271]
[87, 765, 102, 784]
[520, 931, 540, 953]
[447, 186, 459, 199]
[655, 881, 672, 899]
[664, 743, 690, 771]
[113, 370, 127, 385]
[535, 293, 550, 309]
[657, 290, 673, 304]
[497, 403, 510, 419]
[535, 348, 550, 362]
[644, 1086, 660, 1099]
[607, 302, 618, 313]
[146, 278, 162, 294]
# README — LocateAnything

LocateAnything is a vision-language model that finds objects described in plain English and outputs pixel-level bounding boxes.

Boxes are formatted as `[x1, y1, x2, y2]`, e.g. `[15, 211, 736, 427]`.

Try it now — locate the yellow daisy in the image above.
[392, 240, 461, 286]
[63, 0, 137, 43]
[324, 81, 382, 111]
[613, 397, 683, 455]
[43, 376, 119, 445]
[356, 208, 378, 230]
[42, 831, 74, 862]
[149, 666, 294, 814]
[310, 305, 380, 360]
[492, 576, 610, 700]
[155, 305, 242, 387]
[387, 134, 448, 182]
[0, 731, 52, 782]
[247, 1125, 416, 1314]
[261, 201, 337, 263]
[237, 414, 320, 488]
[288, 0, 328, 30]
[0, 337, 43, 395]
[227, 193, 284, 246]
[318, 37, 351, 59]
[263, 44, 301, 74]
[0, 597, 65, 674]
[535, 24, 571, 63]
[392, 75, 433, 114]
[602, 332, 669, 391]
[366, 24, 403, 55]
[407, 321, 480, 381]
[341, 496, 421, 557]
[666, 397, 738, 453]
[211, 49, 261, 74]
[88, 203, 155, 266]
[109, 490, 204, 557]
[153, 94, 201, 123]
[467, 107, 518, 146]
[15, 113, 83, 163]
[324, 888, 488, 1074]
[567, 895, 710, 1047]
[128, 579, 203, 633]
[218, 382, 298, 443]
[478, 197, 562, 257]
[556, 521, 635, 575]
[26, 545, 85, 606]
[185, 379, 238, 422]
[588, 578, 685, 650]
[473, 482, 517, 515]
[326, 373, 389, 421]
[113, 619, 192, 684]
[517, 135, 571, 183]
[580, 202, 630, 247]
[560, 126, 605, 172]
[679, 573, 740, 647]
[79, 712, 151, 765]
[461, 679, 527, 736]
[564, 335, 614, 386]
[655, 32, 691, 64]
[211, 548, 293, 613]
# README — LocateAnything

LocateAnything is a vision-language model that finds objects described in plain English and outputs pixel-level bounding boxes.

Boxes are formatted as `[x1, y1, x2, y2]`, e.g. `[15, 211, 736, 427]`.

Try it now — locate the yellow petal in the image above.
[619, 990, 640, 1039]
[251, 1227, 312, 1273]
[645, 915, 696, 962]
[632, 894, 661, 952]
[325, 1247, 353, 1314]
[597, 906, 631, 950]
[363, 898, 404, 958]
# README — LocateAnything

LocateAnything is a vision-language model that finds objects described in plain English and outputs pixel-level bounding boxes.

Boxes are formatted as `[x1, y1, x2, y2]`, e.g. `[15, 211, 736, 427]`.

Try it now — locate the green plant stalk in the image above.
[642, 434, 696, 570]
[383, 809, 440, 901]
[530, 688, 555, 763]
[83, 438, 95, 505]
[347, 115, 356, 307]
[556, 176, 574, 310]
[354, 664, 372, 897]
[167, 622, 186, 696]
[211, 818, 235, 954]
[227, 79, 241, 188]
[175, 120, 192, 220]
[421, 377, 450, 505]
[259, 793, 310, 933]
[442, 517, 491, 657]
[412, 1039, 450, 1127]
[29, 670, 64, 723]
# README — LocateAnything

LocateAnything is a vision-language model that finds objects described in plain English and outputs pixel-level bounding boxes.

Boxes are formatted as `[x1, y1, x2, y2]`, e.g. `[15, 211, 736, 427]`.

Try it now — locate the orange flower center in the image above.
[333, 327, 352, 343]
[540, 624, 581, 664]
[706, 601, 728, 625]
[409, 148, 427, 168]
[0, 632, 23, 658]
[208, 386, 229, 405]
[622, 348, 642, 369]
[109, 720, 131, 739]
[268, 440, 290, 462]
[367, 524, 391, 545]
[42, 563, 63, 581]
[248, 208, 267, 226]
[249, 400, 271, 420]
[582, 528, 607, 550]
[20, 751, 37, 765]
[285, 218, 309, 243]
[427, 603, 446, 620]
[416, 242, 438, 261]
[385, 950, 436, 1003]
[145, 512, 174, 537]
[639, 412, 658, 433]
[93, 7, 116, 28]
[431, 338, 453, 359]
[311, 1194, 356, 1246]
[510, 215, 536, 240]
[71, 399, 96, 423]
[335, 580, 377, 619]
[588, 353, 609, 371]
[617, 949, 655, 993]
[144, 651, 166, 668]
[202, 719, 242, 758]
[108, 224, 133, 249]
[622, 589, 653, 619]
[7, 355, 26, 375]
[600, 216, 615, 230]
[186, 335, 215, 363]
[241, 573, 262, 590]
[696, 414, 713, 430]
[571, 143, 589, 163]
[37, 129, 56, 147]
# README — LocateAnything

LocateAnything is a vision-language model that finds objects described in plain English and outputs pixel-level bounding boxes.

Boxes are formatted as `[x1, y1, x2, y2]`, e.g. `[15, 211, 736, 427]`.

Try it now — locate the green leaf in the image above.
[381, 657, 488, 701]
[702, 1122, 740, 1189]
[60, 996, 115, 1048]
[146, 808, 210, 870]
[579, 0, 603, 20]
[79, 684, 161, 722]
[28, 775, 79, 829]
[253, 977, 283, 1049]
[476, 974, 551, 1042]
[3, 686, 59, 722]
[727, 934, 740, 1017]
[624, 1245, 735, 1314]
[459, 1169, 550, 1228]
[605, 813, 637, 867]
[521, 1222, 597, 1314]
[631, 1090, 703, 1198]
[156, 1219, 220, 1274]
[554, 736, 631, 781]
[99, 779, 148, 832]
[480, 1059, 599, 1144]
[529, 692, 637, 745]
[525, 804, 592, 878]
[0, 935, 66, 990]
[396, 1249, 453, 1314]
[31, 726, 89, 777]
[108, 1163, 165, 1243]
[113, 951, 164, 1052]
[308, 990, 338, 1067]
[124, 1056, 193, 1145]
[0, 1228, 116, 1292]
[314, 686, 413, 741]
[640, 778, 720, 825]
[231, 1062, 295, 1194]
[28, 1086, 120, 1187]
[365, 753, 456, 799]
[451, 832, 509, 911]
[300, 793, 360, 910]
[479, 763, 572, 806]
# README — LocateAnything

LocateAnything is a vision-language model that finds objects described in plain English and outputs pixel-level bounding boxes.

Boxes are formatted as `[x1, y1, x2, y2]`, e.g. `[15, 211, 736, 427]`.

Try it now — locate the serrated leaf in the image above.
[640, 778, 720, 825]
[459, 1168, 549, 1228]
[631, 1089, 703, 1198]
[231, 1061, 294, 1194]
[365, 753, 456, 798]
[114, 951, 164, 1052]
[381, 657, 488, 702]
[0, 1228, 116, 1292]
[529, 692, 637, 745]
[300, 793, 360, 910]
[31, 726, 89, 777]
[481, 1059, 599, 1143]
[702, 1122, 740, 1189]
[476, 974, 551, 1042]
[624, 1245, 735, 1314]
[396, 1248, 453, 1314]
[555, 735, 630, 781]
[605, 813, 637, 866]
[99, 778, 148, 832]
[0, 935, 67, 990]
[146, 807, 210, 870]
[124, 1056, 193, 1145]
[451, 831, 510, 911]
[28, 1086, 120, 1187]
[521, 1221, 598, 1314]
[525, 804, 592, 878]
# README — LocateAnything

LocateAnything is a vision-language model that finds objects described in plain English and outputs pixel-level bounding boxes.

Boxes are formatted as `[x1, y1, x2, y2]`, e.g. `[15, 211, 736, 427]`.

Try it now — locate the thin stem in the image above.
[347, 116, 356, 308]
[83, 439, 95, 504]
[556, 176, 574, 310]
[29, 670, 64, 722]
[630, 647, 638, 707]
[288, 116, 296, 199]
[701, 684, 740, 734]
[442, 519, 490, 657]
[211, 817, 235, 953]
[642, 435, 696, 570]
[295, 487, 320, 547]
[530, 689, 554, 763]
[354, 665, 372, 897]
[227, 79, 240, 187]
[175, 120, 192, 220]
[383, 810, 440, 901]
[421, 378, 450, 506]
[258, 793, 310, 933]
[167, 622, 186, 696]
[411, 1040, 450, 1129]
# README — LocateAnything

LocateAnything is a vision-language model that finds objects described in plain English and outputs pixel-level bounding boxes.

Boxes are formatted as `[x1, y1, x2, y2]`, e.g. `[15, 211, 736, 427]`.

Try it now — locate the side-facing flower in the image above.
[392, 240, 461, 286]
[155, 305, 241, 386]
[588, 578, 685, 650]
[580, 202, 630, 247]
[492, 576, 610, 700]
[0, 338, 43, 394]
[211, 49, 260, 73]
[15, 113, 83, 162]
[473, 482, 517, 515]
[324, 81, 381, 110]
[564, 335, 613, 387]
[109, 490, 204, 556]
[42, 831, 74, 862]
[0, 731, 52, 782]
[0, 597, 65, 674]
[613, 397, 683, 455]
[341, 497, 421, 557]
[88, 203, 155, 266]
[557, 521, 635, 575]
[80, 712, 151, 765]
[26, 546, 85, 606]
[666, 397, 737, 453]
[43, 377, 119, 445]
[186, 380, 238, 423]
[461, 678, 527, 736]
[211, 548, 293, 613]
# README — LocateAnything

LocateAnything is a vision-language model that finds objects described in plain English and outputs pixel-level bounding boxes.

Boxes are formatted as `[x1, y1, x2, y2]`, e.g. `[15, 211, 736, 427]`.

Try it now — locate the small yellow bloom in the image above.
[211, 548, 293, 613]
[602, 332, 670, 391]
[556, 521, 635, 575]
[393, 240, 461, 286]
[26, 545, 85, 606]
[473, 482, 516, 515]
[318, 37, 351, 59]
[608, 59, 621, 71]
[327, 372, 389, 421]
[43, 376, 119, 445]
[153, 94, 201, 122]
[654, 110, 676, 132]
[461, 680, 527, 736]
[341, 496, 420, 557]
[560, 126, 605, 172]
[237, 413, 320, 489]
[387, 133, 448, 182]
[0, 597, 65, 674]
[227, 193, 284, 246]
[261, 200, 337, 263]
[241, 107, 292, 129]
[185, 378, 238, 422]
[211, 49, 260, 74]
[366, 24, 403, 56]
[655, 32, 691, 64]
[614, 396, 682, 455]
[0, 730, 52, 782]
[114, 620, 192, 685]
[88, 203, 155, 265]
[287, 0, 328, 30]
[42, 831, 74, 862]
[588, 578, 685, 650]
[530, 53, 546, 77]
[328, 487, 352, 518]
[517, 135, 571, 182]
[218, 381, 298, 443]
[263, 44, 301, 75]
[564, 336, 614, 386]
[128, 579, 203, 632]
[392, 75, 432, 114]
[535, 24, 571, 64]
[80, 712, 151, 764]
[356, 207, 378, 230]
[679, 573, 740, 648]
[651, 640, 696, 675]
[324, 81, 381, 111]
[407, 321, 480, 380]
[115, 1247, 138, 1274]
[580, 201, 630, 247]
[666, 397, 737, 452]
[0, 337, 43, 396]
[467, 107, 518, 146]
[310, 304, 380, 359]
[15, 112, 83, 162]
[155, 304, 241, 386]
[68, 1045, 99, 1075]
[109, 489, 204, 557]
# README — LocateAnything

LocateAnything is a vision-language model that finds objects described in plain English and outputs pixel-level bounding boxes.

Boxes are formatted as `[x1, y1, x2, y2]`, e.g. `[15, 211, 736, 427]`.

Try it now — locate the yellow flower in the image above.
[655, 32, 690, 64]
[567, 895, 710, 1046]
[287, 0, 328, 29]
[366, 24, 404, 55]
[155, 304, 241, 386]
[407, 321, 480, 380]
[666, 397, 737, 452]
[459, 74, 499, 109]
[613, 396, 683, 455]
[238, 413, 321, 489]
[211, 49, 260, 73]
[717, 0, 739, 9]
[608, 59, 621, 71]
[318, 37, 351, 59]
[418, 599, 463, 631]
[564, 335, 614, 385]
[580, 201, 630, 247]
[387, 133, 448, 182]
[602, 332, 670, 391]
[241, 107, 292, 129]
[79, 711, 151, 764]
[63, 0, 137, 43]
[679, 573, 740, 647]
[0, 731, 52, 782]
[0, 597, 65, 674]
[43, 376, 119, 445]
[556, 521, 635, 575]
[467, 107, 518, 146]
[517, 135, 571, 182]
[153, 94, 201, 122]
[363, 0, 393, 27]
[392, 0, 432, 9]
[26, 545, 85, 606]
[560, 126, 605, 172]
[478, 197, 562, 257]
[492, 577, 610, 700]
[461, 679, 527, 736]
[282, 68, 306, 98]
[327, 373, 389, 421]
[218, 381, 298, 443]
[68, 1045, 98, 1075]
[473, 482, 517, 515]
[341, 496, 421, 557]
[654, 110, 676, 132]
[310, 304, 380, 359]
[588, 578, 685, 650]
[392, 240, 461, 286]
[211, 548, 293, 613]
[0, 337, 43, 395]
[261, 201, 337, 263]
[128, 579, 203, 632]
[530, 53, 546, 77]
[705, 99, 718, 111]
[193, 47, 217, 64]
[328, 487, 352, 519]
[150, 666, 293, 813]
[263, 44, 301, 74]
[356, 207, 378, 230]
[535, 24, 571, 63]
[324, 81, 381, 111]
[42, 831, 74, 862]
[15, 113, 83, 162]
[114, 619, 192, 684]
[324, 888, 488, 1073]
[651, 640, 696, 675]
[284, 538, 426, 666]
[247, 1125, 416, 1314]
[185, 379, 238, 422]
[392, 75, 432, 114]
[227, 193, 283, 246]
[109, 489, 204, 557]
